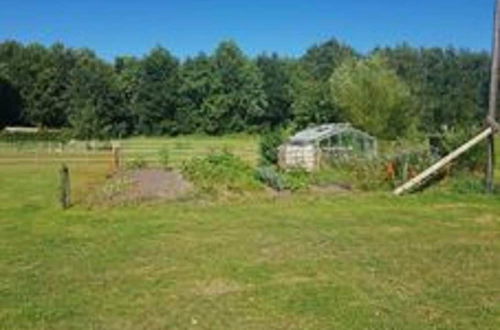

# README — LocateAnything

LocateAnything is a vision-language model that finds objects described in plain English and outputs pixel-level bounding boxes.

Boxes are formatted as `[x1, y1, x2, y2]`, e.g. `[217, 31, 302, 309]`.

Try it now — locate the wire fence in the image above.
[0, 139, 259, 166]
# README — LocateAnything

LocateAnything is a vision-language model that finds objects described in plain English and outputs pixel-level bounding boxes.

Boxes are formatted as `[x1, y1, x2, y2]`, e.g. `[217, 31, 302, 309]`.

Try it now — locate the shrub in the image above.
[390, 149, 436, 186]
[259, 130, 285, 165]
[432, 126, 486, 172]
[182, 151, 262, 194]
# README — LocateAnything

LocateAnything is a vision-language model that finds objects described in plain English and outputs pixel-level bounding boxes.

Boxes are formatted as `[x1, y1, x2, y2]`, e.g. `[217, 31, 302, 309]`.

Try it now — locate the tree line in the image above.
[0, 39, 491, 139]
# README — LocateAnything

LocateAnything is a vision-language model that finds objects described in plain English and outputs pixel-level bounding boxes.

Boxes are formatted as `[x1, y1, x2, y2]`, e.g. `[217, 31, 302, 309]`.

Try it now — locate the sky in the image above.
[0, 0, 496, 60]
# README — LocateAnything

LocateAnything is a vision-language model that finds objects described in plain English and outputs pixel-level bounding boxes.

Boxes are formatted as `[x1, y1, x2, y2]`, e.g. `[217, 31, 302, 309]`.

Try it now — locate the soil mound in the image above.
[91, 169, 193, 206]
[128, 169, 192, 200]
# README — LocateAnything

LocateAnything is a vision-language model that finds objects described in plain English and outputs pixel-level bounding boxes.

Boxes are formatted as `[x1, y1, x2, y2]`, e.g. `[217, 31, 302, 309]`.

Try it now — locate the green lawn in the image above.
[0, 141, 499, 329]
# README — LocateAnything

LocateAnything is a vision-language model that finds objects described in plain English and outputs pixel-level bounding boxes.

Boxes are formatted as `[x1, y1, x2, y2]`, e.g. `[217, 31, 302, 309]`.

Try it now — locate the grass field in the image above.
[0, 137, 499, 329]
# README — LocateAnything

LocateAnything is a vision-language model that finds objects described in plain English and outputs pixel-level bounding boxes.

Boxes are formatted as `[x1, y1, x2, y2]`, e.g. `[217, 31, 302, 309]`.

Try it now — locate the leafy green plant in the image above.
[127, 155, 147, 170]
[255, 166, 311, 192]
[181, 151, 262, 194]
[255, 166, 286, 191]
[158, 147, 171, 169]
[259, 130, 285, 165]
[282, 168, 311, 191]
[433, 126, 486, 172]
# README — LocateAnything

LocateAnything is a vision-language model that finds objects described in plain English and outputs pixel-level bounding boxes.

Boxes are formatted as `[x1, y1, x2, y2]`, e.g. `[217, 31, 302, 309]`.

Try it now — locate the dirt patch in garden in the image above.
[91, 169, 193, 206]
[128, 169, 192, 200]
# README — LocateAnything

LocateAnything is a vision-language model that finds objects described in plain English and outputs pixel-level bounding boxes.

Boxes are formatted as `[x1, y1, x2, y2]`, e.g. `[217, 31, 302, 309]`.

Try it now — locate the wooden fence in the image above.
[0, 140, 259, 166]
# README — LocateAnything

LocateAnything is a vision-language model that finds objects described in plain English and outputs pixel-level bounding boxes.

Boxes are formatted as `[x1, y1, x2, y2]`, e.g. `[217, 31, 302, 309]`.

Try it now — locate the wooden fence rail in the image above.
[0, 142, 259, 166]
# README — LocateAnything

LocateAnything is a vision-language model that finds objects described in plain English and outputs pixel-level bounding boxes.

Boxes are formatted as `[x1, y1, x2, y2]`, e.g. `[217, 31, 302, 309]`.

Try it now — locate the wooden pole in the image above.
[112, 143, 121, 172]
[487, 0, 500, 192]
[59, 163, 71, 209]
[394, 128, 493, 195]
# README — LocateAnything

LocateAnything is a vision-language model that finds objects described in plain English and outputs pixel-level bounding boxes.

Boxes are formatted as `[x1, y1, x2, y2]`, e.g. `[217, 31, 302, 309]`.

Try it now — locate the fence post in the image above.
[59, 163, 71, 209]
[112, 142, 121, 172]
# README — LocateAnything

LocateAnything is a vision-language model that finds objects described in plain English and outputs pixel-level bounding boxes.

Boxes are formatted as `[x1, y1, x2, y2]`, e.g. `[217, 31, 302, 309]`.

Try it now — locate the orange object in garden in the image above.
[386, 161, 396, 181]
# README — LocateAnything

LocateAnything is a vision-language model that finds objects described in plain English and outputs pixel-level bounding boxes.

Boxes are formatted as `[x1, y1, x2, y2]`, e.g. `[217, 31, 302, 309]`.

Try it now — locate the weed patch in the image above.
[181, 151, 263, 195]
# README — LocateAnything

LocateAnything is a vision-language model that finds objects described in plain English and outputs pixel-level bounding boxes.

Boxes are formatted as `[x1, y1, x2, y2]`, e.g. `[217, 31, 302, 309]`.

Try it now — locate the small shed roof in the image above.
[288, 123, 375, 145]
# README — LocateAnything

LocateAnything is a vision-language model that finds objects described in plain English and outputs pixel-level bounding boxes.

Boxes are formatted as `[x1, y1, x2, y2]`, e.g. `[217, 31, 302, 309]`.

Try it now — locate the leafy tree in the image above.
[114, 55, 142, 132]
[376, 45, 490, 133]
[0, 42, 49, 126]
[177, 53, 214, 133]
[26, 43, 76, 127]
[420, 48, 489, 132]
[0, 77, 23, 128]
[201, 41, 267, 134]
[259, 129, 285, 165]
[0, 49, 22, 128]
[330, 55, 415, 139]
[301, 38, 358, 81]
[292, 66, 341, 128]
[68, 50, 131, 139]
[134, 46, 180, 135]
[256, 53, 294, 128]
[0, 39, 492, 140]
[293, 39, 357, 128]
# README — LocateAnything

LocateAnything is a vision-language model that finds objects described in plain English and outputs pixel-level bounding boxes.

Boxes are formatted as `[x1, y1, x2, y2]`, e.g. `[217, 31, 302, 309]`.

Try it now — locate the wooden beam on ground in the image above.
[394, 128, 493, 196]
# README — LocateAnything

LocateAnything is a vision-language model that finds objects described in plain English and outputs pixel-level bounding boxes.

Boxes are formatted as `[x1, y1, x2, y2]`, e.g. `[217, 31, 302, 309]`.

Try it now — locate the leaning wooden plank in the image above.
[394, 127, 494, 196]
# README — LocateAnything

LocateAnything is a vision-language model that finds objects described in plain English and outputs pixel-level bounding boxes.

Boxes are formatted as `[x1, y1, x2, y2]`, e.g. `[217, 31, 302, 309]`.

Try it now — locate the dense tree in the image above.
[201, 41, 267, 134]
[0, 39, 493, 139]
[330, 55, 415, 139]
[301, 38, 358, 81]
[0, 41, 45, 126]
[114, 55, 142, 133]
[0, 77, 22, 128]
[177, 53, 214, 133]
[134, 46, 181, 135]
[68, 50, 131, 139]
[376, 45, 490, 133]
[0, 50, 22, 128]
[293, 39, 357, 128]
[256, 53, 294, 128]
[26, 44, 77, 127]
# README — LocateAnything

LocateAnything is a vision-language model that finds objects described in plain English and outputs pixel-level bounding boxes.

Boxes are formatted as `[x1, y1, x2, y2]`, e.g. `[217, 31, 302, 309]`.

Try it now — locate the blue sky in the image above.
[0, 0, 495, 60]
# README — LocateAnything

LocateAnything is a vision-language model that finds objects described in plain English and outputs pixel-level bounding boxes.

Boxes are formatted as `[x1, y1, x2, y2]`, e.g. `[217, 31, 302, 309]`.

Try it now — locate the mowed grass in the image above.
[0, 138, 499, 329]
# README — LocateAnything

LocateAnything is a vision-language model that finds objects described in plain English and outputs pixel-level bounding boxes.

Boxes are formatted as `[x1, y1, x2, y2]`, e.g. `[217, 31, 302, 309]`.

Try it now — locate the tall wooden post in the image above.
[487, 0, 500, 192]
[112, 143, 121, 172]
[59, 164, 71, 209]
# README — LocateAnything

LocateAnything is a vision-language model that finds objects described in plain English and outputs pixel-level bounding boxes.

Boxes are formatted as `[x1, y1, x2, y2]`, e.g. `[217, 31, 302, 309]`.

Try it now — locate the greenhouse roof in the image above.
[288, 123, 375, 144]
